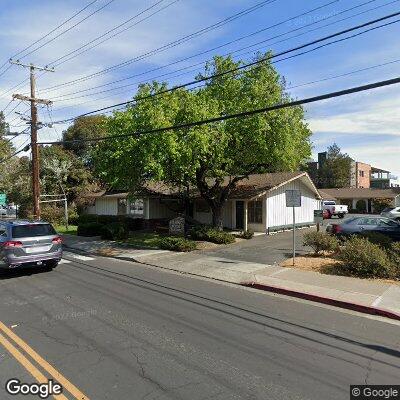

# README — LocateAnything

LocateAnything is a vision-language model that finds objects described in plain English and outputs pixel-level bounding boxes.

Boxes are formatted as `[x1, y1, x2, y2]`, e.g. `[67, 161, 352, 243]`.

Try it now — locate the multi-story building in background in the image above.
[306, 152, 399, 189]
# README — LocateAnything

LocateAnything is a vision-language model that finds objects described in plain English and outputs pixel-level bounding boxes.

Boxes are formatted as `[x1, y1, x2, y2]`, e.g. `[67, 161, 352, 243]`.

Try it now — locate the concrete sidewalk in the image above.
[62, 234, 400, 320]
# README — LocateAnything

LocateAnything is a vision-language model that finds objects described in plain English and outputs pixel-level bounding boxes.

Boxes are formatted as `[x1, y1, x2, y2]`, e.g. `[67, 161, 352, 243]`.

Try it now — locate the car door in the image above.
[355, 217, 379, 234]
[377, 218, 400, 241]
[0, 223, 8, 267]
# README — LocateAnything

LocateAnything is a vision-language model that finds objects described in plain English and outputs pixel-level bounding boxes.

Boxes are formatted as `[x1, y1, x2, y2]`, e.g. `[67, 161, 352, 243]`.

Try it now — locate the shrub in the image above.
[158, 237, 197, 252]
[388, 242, 400, 278]
[190, 225, 235, 244]
[40, 205, 64, 225]
[101, 222, 129, 240]
[77, 214, 98, 224]
[77, 222, 104, 237]
[303, 231, 339, 255]
[240, 230, 254, 239]
[372, 198, 393, 214]
[360, 231, 393, 249]
[338, 236, 396, 278]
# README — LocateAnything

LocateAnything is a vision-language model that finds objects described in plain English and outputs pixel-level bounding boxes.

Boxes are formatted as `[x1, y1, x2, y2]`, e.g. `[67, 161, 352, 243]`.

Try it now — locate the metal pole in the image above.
[292, 206, 296, 266]
[64, 198, 69, 230]
[30, 66, 41, 220]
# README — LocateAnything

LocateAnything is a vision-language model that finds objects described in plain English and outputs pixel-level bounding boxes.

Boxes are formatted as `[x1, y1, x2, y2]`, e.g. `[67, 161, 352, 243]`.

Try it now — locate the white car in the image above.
[322, 200, 348, 219]
[0, 206, 7, 217]
[381, 207, 400, 221]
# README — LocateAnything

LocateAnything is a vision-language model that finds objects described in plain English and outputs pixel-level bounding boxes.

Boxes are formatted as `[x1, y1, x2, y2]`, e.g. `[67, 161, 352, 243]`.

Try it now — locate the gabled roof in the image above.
[320, 187, 400, 199]
[87, 172, 321, 200]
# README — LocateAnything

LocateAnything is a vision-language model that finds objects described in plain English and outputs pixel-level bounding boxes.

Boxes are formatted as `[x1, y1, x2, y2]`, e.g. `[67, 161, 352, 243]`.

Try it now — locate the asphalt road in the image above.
[0, 253, 399, 400]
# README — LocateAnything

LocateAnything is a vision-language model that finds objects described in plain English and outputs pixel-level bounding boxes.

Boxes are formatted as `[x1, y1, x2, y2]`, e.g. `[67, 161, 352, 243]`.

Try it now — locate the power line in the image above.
[49, 0, 397, 104]
[40, 0, 279, 92]
[0, 139, 30, 164]
[49, 0, 179, 67]
[47, 0, 342, 98]
[38, 76, 400, 146]
[0, 0, 115, 98]
[49, 11, 400, 123]
[18, 0, 117, 61]
[0, 0, 100, 69]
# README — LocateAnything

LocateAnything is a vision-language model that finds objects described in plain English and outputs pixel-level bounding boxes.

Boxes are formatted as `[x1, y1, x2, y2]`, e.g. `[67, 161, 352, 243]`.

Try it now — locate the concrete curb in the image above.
[242, 282, 400, 322]
[62, 244, 400, 322]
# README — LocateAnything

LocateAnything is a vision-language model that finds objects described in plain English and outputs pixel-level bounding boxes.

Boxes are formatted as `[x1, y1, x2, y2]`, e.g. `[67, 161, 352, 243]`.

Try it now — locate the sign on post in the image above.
[285, 189, 301, 207]
[0, 193, 6, 206]
[285, 190, 301, 266]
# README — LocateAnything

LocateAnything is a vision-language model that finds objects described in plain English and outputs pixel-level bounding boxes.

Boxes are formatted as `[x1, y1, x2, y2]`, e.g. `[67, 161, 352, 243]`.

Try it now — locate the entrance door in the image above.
[236, 201, 244, 229]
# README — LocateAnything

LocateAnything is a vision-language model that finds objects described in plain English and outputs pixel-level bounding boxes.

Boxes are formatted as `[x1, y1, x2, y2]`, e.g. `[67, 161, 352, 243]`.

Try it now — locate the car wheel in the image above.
[338, 213, 345, 219]
[44, 260, 59, 270]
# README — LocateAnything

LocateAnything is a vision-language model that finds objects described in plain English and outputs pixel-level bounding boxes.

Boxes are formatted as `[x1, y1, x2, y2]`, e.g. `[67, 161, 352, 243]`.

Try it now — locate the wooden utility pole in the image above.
[10, 60, 54, 220]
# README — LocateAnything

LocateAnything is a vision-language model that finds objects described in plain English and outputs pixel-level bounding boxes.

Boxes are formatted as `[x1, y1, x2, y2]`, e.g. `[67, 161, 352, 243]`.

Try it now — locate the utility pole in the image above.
[10, 60, 54, 220]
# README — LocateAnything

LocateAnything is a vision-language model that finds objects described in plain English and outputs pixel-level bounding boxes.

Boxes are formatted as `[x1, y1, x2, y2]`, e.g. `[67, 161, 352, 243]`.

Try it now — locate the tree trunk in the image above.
[211, 203, 224, 231]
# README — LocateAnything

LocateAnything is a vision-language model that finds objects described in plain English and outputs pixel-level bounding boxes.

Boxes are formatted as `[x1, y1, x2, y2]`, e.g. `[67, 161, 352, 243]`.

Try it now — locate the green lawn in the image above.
[55, 224, 78, 235]
[122, 232, 165, 249]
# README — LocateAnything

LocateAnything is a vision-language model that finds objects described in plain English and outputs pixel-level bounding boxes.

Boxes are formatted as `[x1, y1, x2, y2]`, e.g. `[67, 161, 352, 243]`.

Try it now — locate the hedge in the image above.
[190, 225, 236, 244]
[158, 237, 197, 252]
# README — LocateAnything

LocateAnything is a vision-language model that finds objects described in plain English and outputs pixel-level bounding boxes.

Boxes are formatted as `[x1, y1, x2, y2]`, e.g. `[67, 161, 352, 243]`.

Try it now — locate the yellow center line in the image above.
[0, 332, 68, 400]
[0, 321, 90, 400]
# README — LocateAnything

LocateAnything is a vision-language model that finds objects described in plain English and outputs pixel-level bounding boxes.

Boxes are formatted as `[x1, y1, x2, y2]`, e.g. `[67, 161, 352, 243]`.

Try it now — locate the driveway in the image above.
[200, 228, 313, 265]
[198, 213, 373, 265]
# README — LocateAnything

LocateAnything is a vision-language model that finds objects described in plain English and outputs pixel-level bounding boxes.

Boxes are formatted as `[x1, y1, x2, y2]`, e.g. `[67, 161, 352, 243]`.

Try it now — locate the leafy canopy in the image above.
[95, 54, 312, 193]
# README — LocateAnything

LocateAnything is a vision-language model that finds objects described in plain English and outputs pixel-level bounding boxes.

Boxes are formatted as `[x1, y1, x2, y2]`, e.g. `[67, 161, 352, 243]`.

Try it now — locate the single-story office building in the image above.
[85, 172, 322, 233]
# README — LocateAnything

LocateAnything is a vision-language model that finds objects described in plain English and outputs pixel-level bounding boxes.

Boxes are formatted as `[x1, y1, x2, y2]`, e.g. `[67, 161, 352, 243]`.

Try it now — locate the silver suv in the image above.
[0, 220, 62, 270]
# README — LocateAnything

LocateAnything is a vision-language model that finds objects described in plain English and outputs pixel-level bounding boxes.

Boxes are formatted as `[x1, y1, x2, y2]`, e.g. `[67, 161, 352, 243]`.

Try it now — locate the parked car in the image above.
[0, 206, 7, 217]
[381, 206, 400, 221]
[322, 200, 348, 219]
[0, 220, 62, 270]
[326, 216, 400, 241]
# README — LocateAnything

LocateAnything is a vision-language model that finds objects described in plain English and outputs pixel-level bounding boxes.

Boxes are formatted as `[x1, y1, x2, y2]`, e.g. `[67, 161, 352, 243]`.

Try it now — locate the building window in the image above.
[248, 200, 263, 223]
[129, 199, 144, 215]
[359, 170, 364, 177]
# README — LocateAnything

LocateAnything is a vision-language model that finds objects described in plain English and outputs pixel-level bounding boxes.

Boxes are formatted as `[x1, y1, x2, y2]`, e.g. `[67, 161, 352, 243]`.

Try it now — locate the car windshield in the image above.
[324, 201, 336, 205]
[381, 207, 394, 212]
[12, 224, 56, 238]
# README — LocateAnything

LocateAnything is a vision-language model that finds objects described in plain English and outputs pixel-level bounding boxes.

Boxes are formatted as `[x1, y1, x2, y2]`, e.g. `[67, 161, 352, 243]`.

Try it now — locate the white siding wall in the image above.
[266, 180, 320, 229]
[87, 198, 118, 215]
[193, 201, 233, 228]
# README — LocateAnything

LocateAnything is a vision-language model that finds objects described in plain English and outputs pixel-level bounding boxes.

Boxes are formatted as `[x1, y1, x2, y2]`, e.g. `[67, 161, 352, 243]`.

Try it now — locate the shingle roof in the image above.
[87, 172, 318, 200]
[320, 187, 400, 199]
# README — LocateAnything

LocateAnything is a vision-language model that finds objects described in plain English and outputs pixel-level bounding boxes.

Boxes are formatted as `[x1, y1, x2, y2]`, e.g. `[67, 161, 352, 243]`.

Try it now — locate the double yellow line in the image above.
[0, 321, 89, 400]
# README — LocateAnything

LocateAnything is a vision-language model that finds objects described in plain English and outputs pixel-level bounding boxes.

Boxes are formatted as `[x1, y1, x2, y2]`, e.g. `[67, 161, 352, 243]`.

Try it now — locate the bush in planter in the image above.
[77, 214, 99, 224]
[240, 230, 254, 239]
[388, 242, 400, 278]
[101, 222, 129, 240]
[338, 236, 396, 278]
[77, 222, 104, 237]
[190, 225, 235, 244]
[303, 231, 339, 255]
[360, 231, 393, 249]
[158, 237, 197, 252]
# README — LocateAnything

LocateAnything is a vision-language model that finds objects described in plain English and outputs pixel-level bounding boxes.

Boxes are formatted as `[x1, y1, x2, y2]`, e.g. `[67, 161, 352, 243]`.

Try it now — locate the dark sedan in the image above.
[326, 216, 400, 241]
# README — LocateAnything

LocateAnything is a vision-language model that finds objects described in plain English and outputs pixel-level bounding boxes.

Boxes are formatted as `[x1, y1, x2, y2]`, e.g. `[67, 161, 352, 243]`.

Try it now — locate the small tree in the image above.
[372, 198, 393, 214]
[318, 144, 352, 188]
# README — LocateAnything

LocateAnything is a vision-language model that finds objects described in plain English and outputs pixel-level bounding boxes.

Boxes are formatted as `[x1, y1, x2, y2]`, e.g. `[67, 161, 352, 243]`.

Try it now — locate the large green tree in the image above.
[318, 144, 353, 188]
[62, 115, 108, 164]
[94, 54, 312, 229]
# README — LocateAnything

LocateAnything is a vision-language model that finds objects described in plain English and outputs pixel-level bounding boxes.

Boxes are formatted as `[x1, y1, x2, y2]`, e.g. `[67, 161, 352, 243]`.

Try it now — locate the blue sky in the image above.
[0, 0, 399, 179]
